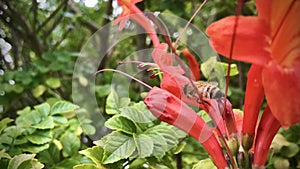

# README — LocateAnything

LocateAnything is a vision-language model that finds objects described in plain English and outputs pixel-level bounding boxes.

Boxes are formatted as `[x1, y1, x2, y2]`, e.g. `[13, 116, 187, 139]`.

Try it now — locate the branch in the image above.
[68, 0, 100, 33]
[37, 0, 68, 32]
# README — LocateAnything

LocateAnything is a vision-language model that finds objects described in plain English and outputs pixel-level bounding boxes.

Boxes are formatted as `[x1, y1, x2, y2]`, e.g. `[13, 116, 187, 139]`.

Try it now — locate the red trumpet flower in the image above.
[144, 87, 228, 168]
[206, 0, 300, 129]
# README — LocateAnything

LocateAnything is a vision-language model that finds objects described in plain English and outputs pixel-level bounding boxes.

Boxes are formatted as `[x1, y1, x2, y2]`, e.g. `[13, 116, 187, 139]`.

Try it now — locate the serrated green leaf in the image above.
[26, 130, 52, 145]
[18, 110, 41, 126]
[7, 154, 35, 169]
[120, 102, 156, 124]
[133, 133, 153, 158]
[34, 103, 50, 117]
[50, 101, 79, 115]
[46, 77, 61, 89]
[0, 117, 13, 133]
[147, 125, 178, 149]
[73, 164, 99, 169]
[106, 90, 120, 115]
[32, 116, 54, 129]
[193, 158, 217, 169]
[60, 131, 80, 157]
[147, 132, 168, 157]
[32, 85, 46, 98]
[102, 131, 135, 164]
[79, 146, 104, 167]
[105, 115, 136, 134]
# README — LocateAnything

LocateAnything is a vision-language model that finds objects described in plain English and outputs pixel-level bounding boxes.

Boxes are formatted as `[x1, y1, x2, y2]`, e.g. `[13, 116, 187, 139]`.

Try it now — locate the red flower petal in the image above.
[256, 0, 271, 21]
[262, 61, 300, 128]
[206, 16, 271, 65]
[270, 1, 300, 67]
[181, 48, 200, 81]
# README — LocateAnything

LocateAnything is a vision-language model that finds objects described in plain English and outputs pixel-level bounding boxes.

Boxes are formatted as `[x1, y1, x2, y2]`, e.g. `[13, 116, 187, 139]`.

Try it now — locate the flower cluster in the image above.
[112, 0, 300, 168]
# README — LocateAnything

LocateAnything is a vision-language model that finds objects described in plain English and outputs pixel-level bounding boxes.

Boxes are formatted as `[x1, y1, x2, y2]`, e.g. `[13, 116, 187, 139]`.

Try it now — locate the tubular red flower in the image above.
[206, 0, 300, 127]
[242, 65, 264, 149]
[114, 0, 160, 47]
[144, 87, 228, 168]
[253, 105, 280, 167]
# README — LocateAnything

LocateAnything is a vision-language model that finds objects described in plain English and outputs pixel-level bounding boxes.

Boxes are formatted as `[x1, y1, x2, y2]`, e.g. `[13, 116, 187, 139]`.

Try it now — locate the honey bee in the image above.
[183, 81, 224, 100]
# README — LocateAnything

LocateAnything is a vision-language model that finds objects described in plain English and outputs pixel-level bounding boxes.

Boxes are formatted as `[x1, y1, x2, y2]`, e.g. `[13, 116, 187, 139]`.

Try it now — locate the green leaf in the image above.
[102, 131, 136, 164]
[273, 157, 289, 169]
[81, 124, 96, 135]
[120, 102, 156, 124]
[17, 157, 44, 169]
[22, 143, 50, 154]
[220, 62, 239, 76]
[271, 134, 290, 150]
[105, 115, 136, 134]
[193, 158, 217, 169]
[95, 85, 111, 98]
[133, 133, 153, 158]
[34, 103, 50, 117]
[73, 164, 99, 169]
[0, 149, 11, 160]
[60, 131, 80, 157]
[46, 77, 61, 89]
[147, 132, 168, 157]
[38, 143, 60, 164]
[26, 130, 52, 145]
[18, 110, 42, 127]
[7, 154, 36, 169]
[79, 146, 105, 167]
[32, 116, 54, 129]
[50, 101, 79, 115]
[4, 126, 23, 138]
[147, 125, 179, 150]
[106, 90, 120, 115]
[52, 116, 68, 124]
[32, 85, 46, 98]
[119, 97, 130, 108]
[16, 106, 31, 115]
[52, 158, 80, 169]
[0, 117, 13, 133]
[281, 142, 299, 158]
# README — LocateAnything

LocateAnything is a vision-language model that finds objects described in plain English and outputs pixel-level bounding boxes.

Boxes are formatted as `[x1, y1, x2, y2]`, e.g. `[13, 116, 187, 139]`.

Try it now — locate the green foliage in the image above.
[267, 124, 300, 169]
[0, 100, 95, 169]
[74, 90, 188, 168]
